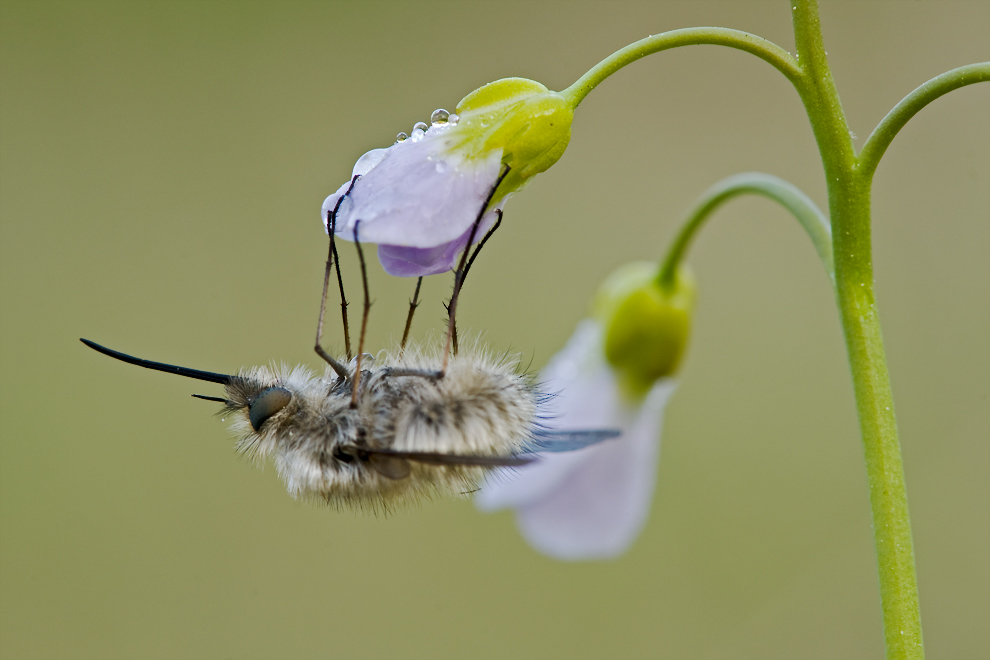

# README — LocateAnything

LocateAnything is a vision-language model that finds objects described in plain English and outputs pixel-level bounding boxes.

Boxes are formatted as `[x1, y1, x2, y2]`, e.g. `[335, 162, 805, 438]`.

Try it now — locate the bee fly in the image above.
[82, 172, 617, 511]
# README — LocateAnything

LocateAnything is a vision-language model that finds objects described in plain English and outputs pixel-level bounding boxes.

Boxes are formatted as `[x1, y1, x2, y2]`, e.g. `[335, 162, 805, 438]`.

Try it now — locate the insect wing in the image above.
[524, 429, 622, 454]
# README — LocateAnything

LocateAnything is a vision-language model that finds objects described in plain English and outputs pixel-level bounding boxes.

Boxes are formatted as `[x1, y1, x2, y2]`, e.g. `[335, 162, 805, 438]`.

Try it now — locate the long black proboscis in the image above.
[80, 338, 233, 385]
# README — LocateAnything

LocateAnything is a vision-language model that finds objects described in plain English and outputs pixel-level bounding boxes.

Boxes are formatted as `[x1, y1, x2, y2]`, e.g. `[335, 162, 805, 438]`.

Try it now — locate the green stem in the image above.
[656, 172, 832, 290]
[792, 2, 922, 657]
[560, 28, 801, 108]
[565, 3, 986, 656]
[859, 63, 990, 181]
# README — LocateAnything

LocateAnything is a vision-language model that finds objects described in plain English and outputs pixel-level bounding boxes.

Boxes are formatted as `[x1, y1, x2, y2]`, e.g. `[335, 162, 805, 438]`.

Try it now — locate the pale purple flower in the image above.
[321, 122, 507, 277]
[476, 319, 677, 560]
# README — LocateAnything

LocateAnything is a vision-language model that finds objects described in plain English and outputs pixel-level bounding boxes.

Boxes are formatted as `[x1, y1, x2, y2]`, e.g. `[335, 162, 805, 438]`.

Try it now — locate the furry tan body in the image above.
[222, 344, 538, 511]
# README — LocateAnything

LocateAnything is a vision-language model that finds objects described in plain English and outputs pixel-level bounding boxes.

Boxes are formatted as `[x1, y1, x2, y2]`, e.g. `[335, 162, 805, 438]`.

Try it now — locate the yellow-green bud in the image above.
[594, 262, 696, 399]
[454, 78, 573, 196]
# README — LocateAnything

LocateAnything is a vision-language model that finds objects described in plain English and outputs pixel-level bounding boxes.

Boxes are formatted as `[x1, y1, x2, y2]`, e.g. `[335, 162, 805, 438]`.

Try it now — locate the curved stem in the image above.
[657, 172, 832, 291]
[859, 63, 990, 181]
[560, 28, 801, 108]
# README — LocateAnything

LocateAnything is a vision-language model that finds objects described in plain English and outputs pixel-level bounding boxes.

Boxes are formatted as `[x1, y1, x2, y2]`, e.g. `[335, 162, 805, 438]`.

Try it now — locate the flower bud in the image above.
[595, 262, 696, 399]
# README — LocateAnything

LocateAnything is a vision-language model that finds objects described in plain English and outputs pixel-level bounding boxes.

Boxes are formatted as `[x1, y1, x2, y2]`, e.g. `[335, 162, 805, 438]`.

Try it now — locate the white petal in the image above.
[477, 322, 616, 510]
[334, 132, 503, 248]
[514, 379, 676, 561]
[476, 319, 678, 560]
[351, 148, 390, 177]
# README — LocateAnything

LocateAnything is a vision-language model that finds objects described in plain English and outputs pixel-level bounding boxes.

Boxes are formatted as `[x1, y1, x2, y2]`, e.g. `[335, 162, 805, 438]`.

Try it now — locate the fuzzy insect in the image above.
[81, 166, 616, 511]
[81, 338, 614, 511]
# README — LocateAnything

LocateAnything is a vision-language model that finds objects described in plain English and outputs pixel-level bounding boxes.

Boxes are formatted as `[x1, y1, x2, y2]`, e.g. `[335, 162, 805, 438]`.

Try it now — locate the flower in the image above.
[477, 320, 677, 560]
[476, 262, 695, 560]
[321, 78, 574, 277]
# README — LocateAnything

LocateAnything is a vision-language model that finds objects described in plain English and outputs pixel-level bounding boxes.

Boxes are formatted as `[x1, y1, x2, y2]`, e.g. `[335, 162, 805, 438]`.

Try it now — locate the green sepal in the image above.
[453, 78, 574, 200]
[595, 262, 696, 399]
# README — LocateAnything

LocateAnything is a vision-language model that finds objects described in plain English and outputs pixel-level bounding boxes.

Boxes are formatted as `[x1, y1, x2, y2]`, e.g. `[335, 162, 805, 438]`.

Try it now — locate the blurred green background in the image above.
[1, 2, 987, 658]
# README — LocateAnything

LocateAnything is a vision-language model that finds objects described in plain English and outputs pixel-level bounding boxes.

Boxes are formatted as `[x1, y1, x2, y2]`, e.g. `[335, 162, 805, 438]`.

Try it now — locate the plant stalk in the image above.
[792, 2, 922, 657]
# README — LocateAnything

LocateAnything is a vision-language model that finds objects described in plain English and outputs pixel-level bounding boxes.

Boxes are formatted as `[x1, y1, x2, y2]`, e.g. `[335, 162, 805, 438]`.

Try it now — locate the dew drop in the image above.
[448, 113, 459, 125]
[410, 121, 428, 142]
[221, 417, 226, 422]
[395, 131, 408, 143]
[431, 108, 450, 125]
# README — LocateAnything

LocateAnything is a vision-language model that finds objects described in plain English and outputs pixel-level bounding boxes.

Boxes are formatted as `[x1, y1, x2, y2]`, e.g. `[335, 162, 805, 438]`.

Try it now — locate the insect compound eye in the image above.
[248, 387, 292, 431]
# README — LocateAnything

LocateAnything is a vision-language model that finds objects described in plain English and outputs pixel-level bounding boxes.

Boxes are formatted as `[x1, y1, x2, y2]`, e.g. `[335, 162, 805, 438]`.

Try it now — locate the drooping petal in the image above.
[377, 240, 465, 278]
[332, 126, 504, 249]
[514, 379, 675, 560]
[477, 320, 677, 560]
[320, 148, 393, 232]
[375, 202, 505, 277]
[478, 321, 610, 509]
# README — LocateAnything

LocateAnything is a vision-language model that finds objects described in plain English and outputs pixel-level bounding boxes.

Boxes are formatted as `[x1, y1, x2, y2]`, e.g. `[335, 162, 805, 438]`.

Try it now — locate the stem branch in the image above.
[560, 28, 801, 108]
[859, 63, 990, 181]
[657, 172, 832, 290]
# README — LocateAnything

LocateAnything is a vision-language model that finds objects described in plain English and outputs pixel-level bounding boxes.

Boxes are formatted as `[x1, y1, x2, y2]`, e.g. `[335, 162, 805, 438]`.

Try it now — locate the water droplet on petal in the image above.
[448, 113, 459, 125]
[431, 108, 450, 125]
[410, 121, 428, 142]
[395, 132, 408, 143]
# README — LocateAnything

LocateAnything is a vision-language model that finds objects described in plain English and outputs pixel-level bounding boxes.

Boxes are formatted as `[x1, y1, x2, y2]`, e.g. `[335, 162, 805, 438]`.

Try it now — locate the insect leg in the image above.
[399, 276, 423, 352]
[461, 209, 503, 287]
[450, 209, 503, 353]
[316, 209, 351, 382]
[316, 175, 360, 379]
[350, 220, 373, 408]
[334, 175, 360, 360]
[442, 165, 511, 372]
